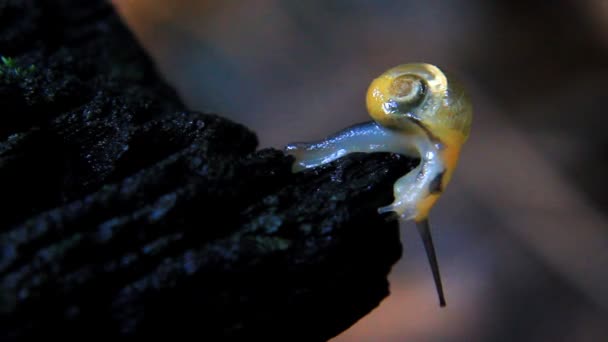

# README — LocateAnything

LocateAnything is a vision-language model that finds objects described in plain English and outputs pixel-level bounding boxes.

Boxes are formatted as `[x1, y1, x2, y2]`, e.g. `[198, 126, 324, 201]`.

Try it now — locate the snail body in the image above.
[285, 63, 473, 307]
[286, 63, 472, 221]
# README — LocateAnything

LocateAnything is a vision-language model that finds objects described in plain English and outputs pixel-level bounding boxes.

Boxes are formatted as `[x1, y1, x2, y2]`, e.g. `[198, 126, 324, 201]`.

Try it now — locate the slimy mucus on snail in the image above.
[285, 63, 473, 307]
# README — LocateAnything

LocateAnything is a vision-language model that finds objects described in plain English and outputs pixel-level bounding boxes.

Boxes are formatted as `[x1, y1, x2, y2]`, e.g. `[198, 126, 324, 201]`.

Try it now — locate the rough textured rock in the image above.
[0, 0, 415, 340]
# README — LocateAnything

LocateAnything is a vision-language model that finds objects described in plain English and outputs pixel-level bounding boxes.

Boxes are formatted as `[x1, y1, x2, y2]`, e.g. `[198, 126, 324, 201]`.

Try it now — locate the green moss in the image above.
[250, 236, 292, 253]
[0, 55, 36, 80]
[1, 56, 16, 68]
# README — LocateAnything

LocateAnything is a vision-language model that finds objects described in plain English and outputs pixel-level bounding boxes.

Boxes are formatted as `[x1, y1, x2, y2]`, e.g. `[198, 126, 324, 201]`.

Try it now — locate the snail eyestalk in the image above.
[285, 63, 472, 306]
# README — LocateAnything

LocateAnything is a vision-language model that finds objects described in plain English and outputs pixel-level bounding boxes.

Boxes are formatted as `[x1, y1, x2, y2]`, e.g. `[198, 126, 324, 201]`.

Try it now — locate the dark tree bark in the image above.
[0, 1, 415, 340]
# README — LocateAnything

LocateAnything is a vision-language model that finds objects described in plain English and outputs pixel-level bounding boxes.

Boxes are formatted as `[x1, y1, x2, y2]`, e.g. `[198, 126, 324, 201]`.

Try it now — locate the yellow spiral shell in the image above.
[365, 63, 473, 146]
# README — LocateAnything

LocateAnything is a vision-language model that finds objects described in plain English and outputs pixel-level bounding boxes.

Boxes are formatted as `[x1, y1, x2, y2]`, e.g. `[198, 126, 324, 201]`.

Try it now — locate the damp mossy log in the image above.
[0, 1, 416, 340]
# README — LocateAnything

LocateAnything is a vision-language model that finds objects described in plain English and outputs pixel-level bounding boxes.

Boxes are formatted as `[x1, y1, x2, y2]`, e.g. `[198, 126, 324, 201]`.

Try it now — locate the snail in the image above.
[285, 63, 473, 307]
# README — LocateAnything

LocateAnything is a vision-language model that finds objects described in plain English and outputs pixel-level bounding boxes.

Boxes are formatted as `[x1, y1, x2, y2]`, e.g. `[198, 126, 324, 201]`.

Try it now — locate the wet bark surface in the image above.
[0, 1, 415, 340]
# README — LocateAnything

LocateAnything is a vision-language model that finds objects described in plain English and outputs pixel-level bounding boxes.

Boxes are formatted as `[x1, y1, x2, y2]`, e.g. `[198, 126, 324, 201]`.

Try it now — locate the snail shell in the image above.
[366, 63, 472, 146]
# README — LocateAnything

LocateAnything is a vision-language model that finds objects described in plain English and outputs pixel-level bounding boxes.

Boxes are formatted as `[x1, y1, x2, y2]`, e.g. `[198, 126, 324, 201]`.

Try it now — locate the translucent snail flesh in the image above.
[285, 63, 473, 307]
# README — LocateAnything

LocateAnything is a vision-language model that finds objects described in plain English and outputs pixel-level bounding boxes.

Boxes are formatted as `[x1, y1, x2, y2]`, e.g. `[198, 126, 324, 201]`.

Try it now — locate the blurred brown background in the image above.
[112, 1, 608, 340]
